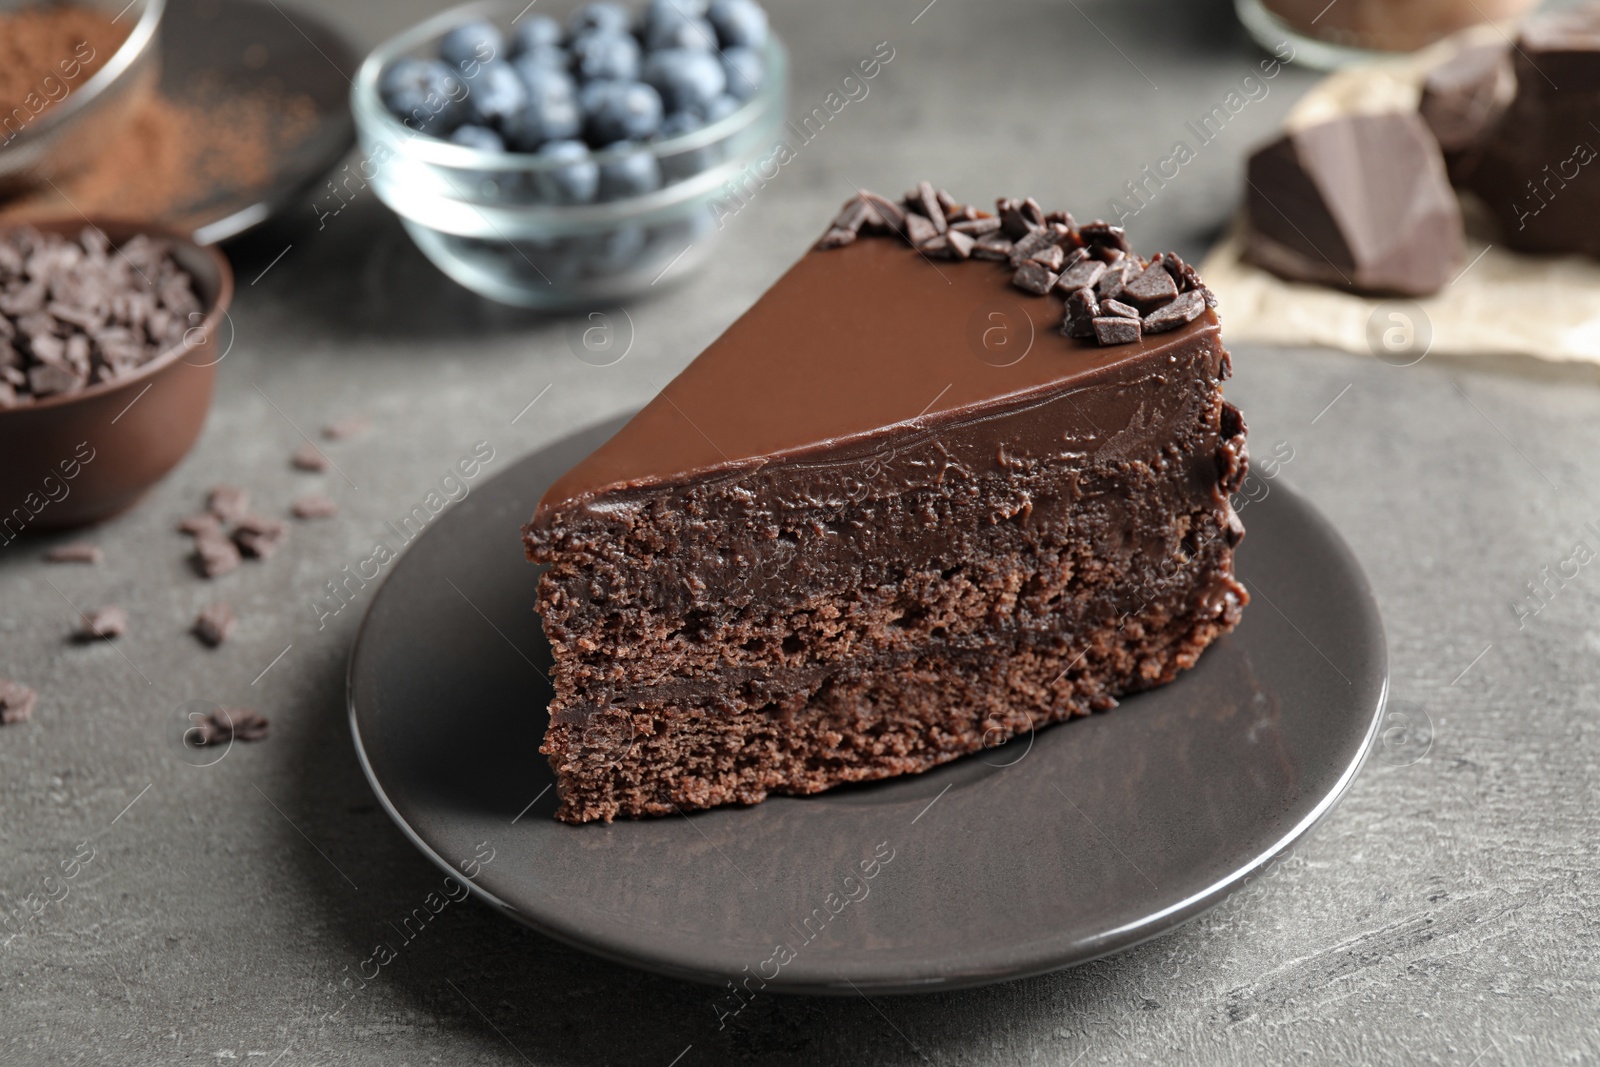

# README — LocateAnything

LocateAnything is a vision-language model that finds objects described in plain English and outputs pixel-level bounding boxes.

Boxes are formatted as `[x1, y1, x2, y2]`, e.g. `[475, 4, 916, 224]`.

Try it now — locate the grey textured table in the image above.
[4, 1, 1598, 1064]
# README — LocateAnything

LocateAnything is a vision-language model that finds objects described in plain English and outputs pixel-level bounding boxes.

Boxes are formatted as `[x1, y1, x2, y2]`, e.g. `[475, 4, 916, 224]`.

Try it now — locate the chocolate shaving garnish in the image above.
[1080, 221, 1130, 252]
[1143, 290, 1207, 334]
[0, 679, 37, 725]
[1092, 317, 1141, 345]
[905, 213, 939, 247]
[78, 606, 127, 641]
[1121, 263, 1179, 311]
[1056, 257, 1106, 291]
[193, 601, 236, 647]
[950, 217, 1001, 236]
[45, 543, 102, 564]
[1062, 288, 1099, 339]
[972, 234, 1014, 261]
[1102, 299, 1141, 320]
[1011, 262, 1057, 295]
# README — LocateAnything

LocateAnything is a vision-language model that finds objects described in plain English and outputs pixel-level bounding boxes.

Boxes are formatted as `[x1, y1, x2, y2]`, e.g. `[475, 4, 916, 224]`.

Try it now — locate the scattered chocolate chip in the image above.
[972, 234, 1014, 262]
[194, 529, 242, 578]
[45, 543, 102, 564]
[1080, 221, 1130, 252]
[0, 679, 36, 724]
[193, 601, 236, 647]
[291, 443, 330, 472]
[1028, 245, 1066, 272]
[78, 606, 128, 641]
[1056, 257, 1107, 291]
[1121, 263, 1180, 311]
[904, 213, 939, 247]
[1102, 299, 1141, 320]
[233, 514, 290, 559]
[179, 513, 224, 538]
[1143, 290, 1207, 334]
[950, 217, 1001, 236]
[816, 227, 856, 250]
[207, 485, 250, 523]
[291, 493, 338, 519]
[192, 707, 270, 745]
[1093, 316, 1142, 346]
[1011, 261, 1058, 295]
[1062, 288, 1100, 339]
[912, 181, 947, 234]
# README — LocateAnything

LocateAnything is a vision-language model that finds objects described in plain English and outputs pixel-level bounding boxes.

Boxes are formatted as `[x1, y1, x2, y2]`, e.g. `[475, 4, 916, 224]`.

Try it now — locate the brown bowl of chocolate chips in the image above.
[0, 218, 233, 534]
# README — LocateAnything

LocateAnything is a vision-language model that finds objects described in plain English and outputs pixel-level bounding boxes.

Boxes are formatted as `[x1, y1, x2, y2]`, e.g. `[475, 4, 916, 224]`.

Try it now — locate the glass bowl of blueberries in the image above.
[352, 0, 784, 309]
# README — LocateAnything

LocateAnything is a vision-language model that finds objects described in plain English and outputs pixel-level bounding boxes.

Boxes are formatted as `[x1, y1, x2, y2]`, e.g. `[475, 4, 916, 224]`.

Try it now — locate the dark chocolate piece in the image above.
[1101, 299, 1141, 320]
[208, 485, 250, 523]
[179, 513, 224, 537]
[1121, 263, 1179, 311]
[971, 234, 1014, 261]
[1244, 112, 1463, 296]
[194, 530, 241, 577]
[904, 213, 939, 247]
[1096, 261, 1134, 300]
[0, 679, 36, 724]
[1062, 287, 1099, 339]
[1027, 245, 1066, 272]
[194, 602, 236, 647]
[1056, 257, 1105, 292]
[1080, 221, 1129, 252]
[912, 181, 946, 234]
[78, 606, 127, 641]
[816, 227, 856, 250]
[1418, 43, 1513, 179]
[527, 186, 1244, 823]
[291, 444, 331, 472]
[1144, 290, 1207, 334]
[1011, 261, 1057, 295]
[859, 192, 905, 234]
[950, 217, 1001, 236]
[233, 514, 289, 559]
[193, 707, 270, 745]
[291, 493, 339, 518]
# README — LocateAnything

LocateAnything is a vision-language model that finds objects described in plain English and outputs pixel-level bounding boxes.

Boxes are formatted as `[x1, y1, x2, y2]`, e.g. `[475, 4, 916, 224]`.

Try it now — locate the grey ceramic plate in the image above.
[348, 418, 1388, 995]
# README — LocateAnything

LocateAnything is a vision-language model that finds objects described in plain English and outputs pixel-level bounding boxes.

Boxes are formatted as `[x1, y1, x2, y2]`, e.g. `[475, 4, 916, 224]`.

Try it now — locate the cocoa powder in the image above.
[0, 6, 128, 126]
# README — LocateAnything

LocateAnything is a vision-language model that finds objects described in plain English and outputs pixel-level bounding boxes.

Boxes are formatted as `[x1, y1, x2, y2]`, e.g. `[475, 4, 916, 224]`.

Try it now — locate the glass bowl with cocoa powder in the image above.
[351, 0, 788, 309]
[0, 0, 166, 193]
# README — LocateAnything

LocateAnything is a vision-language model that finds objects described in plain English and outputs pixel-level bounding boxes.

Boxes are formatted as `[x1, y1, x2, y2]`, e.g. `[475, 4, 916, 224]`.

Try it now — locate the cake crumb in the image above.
[45, 543, 102, 564]
[0, 679, 37, 724]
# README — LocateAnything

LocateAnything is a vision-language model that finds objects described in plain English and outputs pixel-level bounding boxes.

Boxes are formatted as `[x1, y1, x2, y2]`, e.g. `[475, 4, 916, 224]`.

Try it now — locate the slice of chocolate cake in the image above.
[525, 185, 1249, 824]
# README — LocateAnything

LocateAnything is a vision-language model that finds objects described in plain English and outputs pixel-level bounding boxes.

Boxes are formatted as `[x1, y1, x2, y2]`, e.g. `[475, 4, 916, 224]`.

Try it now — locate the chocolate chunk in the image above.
[194, 529, 241, 578]
[193, 707, 270, 745]
[1020, 198, 1046, 230]
[1011, 262, 1058, 295]
[904, 212, 939, 247]
[831, 196, 874, 235]
[816, 227, 857, 250]
[1121, 263, 1180, 311]
[291, 493, 339, 519]
[1056, 257, 1107, 291]
[233, 514, 290, 559]
[1101, 299, 1141, 320]
[913, 181, 947, 234]
[1092, 316, 1142, 346]
[950, 217, 1002, 236]
[1062, 288, 1100, 339]
[45, 543, 102, 564]
[1045, 210, 1077, 231]
[996, 198, 1035, 239]
[193, 602, 236, 647]
[1245, 113, 1462, 296]
[1008, 229, 1058, 267]
[858, 192, 906, 234]
[1419, 43, 1513, 166]
[971, 234, 1014, 262]
[27, 361, 84, 396]
[207, 485, 250, 523]
[1155, 251, 1216, 306]
[1095, 262, 1134, 300]
[0, 679, 37, 724]
[1080, 221, 1130, 252]
[79, 606, 128, 640]
[1028, 245, 1066, 272]
[1143, 290, 1207, 334]
[291, 443, 331, 472]
[934, 188, 960, 217]
[179, 513, 224, 537]
[944, 230, 975, 260]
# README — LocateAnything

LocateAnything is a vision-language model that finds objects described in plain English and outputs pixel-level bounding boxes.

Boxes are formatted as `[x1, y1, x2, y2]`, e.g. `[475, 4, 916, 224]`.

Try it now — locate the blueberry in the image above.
[440, 19, 505, 71]
[583, 225, 647, 275]
[379, 58, 466, 136]
[707, 0, 767, 49]
[598, 147, 663, 200]
[464, 60, 529, 127]
[449, 124, 506, 151]
[641, 0, 707, 32]
[511, 15, 563, 55]
[511, 43, 570, 75]
[719, 46, 764, 101]
[569, 31, 640, 82]
[698, 93, 740, 122]
[504, 81, 582, 150]
[534, 140, 599, 203]
[513, 57, 578, 103]
[567, 2, 630, 39]
[654, 110, 719, 180]
[583, 80, 663, 144]
[642, 49, 726, 114]
[644, 14, 717, 51]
